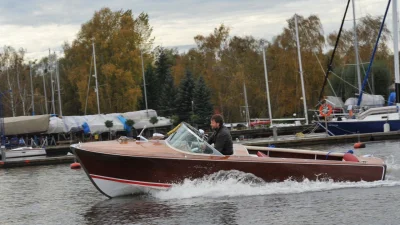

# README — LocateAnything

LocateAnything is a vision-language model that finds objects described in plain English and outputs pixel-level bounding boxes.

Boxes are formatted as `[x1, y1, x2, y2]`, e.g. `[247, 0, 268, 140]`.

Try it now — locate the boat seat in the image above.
[343, 153, 359, 162]
[233, 144, 250, 156]
[257, 151, 268, 157]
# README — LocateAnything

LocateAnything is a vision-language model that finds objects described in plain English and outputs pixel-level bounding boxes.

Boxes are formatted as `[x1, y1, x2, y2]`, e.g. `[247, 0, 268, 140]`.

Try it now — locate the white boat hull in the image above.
[4, 148, 46, 159]
[90, 174, 171, 198]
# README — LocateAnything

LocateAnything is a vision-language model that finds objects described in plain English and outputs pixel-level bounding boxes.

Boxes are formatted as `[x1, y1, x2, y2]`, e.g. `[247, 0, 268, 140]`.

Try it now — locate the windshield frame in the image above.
[166, 123, 222, 156]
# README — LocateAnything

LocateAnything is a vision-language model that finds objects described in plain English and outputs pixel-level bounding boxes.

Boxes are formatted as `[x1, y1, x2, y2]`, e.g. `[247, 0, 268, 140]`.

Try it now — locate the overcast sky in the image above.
[0, 0, 395, 61]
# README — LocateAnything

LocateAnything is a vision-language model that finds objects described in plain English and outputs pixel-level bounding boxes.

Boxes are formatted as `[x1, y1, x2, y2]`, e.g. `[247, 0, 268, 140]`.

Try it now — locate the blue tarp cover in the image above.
[388, 92, 396, 106]
[117, 115, 131, 133]
[82, 122, 91, 134]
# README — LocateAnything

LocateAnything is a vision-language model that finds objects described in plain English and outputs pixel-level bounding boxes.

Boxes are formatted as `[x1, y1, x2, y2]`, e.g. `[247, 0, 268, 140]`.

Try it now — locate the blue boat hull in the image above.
[320, 120, 400, 135]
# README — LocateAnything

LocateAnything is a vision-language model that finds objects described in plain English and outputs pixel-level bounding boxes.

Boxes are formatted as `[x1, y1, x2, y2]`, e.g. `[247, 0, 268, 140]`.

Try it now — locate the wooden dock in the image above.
[241, 130, 400, 147]
[229, 124, 320, 139]
[0, 155, 75, 169]
[45, 145, 72, 156]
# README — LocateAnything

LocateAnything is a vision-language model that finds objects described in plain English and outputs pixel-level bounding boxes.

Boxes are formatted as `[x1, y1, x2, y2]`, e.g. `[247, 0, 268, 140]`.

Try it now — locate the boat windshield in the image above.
[166, 123, 222, 155]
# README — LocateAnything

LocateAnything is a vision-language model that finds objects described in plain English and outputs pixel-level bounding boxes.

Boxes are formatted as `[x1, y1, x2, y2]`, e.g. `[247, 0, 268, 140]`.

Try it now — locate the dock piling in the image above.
[1, 145, 5, 162]
[272, 126, 278, 141]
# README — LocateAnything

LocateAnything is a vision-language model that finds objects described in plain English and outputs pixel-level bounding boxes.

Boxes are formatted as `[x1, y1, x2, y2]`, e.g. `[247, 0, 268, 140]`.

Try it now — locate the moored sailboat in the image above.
[319, 0, 400, 135]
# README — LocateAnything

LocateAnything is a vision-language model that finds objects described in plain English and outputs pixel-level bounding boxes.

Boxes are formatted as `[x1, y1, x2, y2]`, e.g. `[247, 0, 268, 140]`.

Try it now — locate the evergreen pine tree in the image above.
[158, 72, 176, 117]
[193, 76, 214, 128]
[154, 47, 175, 113]
[155, 48, 170, 88]
[175, 70, 195, 122]
[139, 64, 159, 110]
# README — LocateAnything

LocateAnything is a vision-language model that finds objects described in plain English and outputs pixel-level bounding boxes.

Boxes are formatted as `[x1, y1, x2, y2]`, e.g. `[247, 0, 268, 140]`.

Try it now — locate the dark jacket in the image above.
[207, 125, 233, 155]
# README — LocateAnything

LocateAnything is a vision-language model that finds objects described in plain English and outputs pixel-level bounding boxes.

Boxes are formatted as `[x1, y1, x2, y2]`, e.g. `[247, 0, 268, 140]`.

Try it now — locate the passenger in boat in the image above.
[207, 114, 233, 155]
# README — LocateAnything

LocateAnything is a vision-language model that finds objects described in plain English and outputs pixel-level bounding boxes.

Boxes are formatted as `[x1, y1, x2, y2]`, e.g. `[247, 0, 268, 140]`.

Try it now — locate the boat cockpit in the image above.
[166, 123, 222, 156]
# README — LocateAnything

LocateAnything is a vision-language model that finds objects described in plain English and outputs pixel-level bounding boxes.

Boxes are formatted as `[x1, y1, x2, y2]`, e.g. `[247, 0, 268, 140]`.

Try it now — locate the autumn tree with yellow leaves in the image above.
[172, 15, 327, 122]
[1, 9, 396, 122]
[62, 8, 154, 114]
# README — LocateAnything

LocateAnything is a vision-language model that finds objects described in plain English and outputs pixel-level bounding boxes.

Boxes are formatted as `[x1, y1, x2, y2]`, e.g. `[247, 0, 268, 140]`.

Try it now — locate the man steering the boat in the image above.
[207, 114, 233, 155]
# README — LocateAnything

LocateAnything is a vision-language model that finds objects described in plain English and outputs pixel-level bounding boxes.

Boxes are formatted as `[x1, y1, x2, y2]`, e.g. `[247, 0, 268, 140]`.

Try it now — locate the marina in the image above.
[1, 139, 399, 224]
[2, 0, 400, 224]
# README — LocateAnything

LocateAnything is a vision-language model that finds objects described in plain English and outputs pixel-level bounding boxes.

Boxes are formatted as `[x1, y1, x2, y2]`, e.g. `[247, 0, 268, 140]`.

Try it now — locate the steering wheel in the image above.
[199, 129, 208, 141]
[191, 147, 203, 153]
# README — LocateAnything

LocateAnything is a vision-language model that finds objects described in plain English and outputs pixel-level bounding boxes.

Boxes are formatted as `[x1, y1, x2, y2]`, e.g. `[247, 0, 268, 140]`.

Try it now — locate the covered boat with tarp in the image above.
[4, 115, 50, 135]
[47, 110, 172, 135]
[344, 94, 385, 108]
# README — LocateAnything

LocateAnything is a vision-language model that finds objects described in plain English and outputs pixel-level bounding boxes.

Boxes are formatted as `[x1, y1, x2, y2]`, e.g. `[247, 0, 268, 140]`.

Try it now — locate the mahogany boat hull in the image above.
[72, 145, 386, 198]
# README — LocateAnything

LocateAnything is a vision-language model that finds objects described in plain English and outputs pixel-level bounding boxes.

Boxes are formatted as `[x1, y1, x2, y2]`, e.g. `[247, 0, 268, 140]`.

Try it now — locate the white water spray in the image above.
[151, 170, 400, 200]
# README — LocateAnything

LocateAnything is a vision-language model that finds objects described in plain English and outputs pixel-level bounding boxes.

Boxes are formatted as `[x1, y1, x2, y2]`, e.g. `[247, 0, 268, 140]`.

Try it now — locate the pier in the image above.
[241, 130, 400, 148]
[229, 124, 319, 139]
[0, 144, 73, 169]
[0, 155, 75, 169]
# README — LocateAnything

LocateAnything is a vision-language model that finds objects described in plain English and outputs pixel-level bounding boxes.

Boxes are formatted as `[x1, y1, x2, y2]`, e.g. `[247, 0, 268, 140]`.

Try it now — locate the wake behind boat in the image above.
[71, 123, 386, 198]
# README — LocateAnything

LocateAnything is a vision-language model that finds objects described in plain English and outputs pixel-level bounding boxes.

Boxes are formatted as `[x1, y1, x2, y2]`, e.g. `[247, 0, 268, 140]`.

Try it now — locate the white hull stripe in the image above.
[90, 174, 172, 188]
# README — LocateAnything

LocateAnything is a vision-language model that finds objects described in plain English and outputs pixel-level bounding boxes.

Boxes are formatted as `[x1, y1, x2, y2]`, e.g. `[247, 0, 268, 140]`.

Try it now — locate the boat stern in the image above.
[358, 155, 387, 180]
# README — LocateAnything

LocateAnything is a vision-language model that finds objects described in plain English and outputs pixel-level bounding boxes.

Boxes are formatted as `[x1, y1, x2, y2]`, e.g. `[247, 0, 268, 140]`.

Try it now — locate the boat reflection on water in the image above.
[84, 197, 172, 224]
[84, 196, 239, 225]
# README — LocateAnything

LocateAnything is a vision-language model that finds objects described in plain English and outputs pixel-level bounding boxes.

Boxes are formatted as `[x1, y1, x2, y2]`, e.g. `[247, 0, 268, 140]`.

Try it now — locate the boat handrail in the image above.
[357, 106, 399, 120]
[244, 145, 345, 157]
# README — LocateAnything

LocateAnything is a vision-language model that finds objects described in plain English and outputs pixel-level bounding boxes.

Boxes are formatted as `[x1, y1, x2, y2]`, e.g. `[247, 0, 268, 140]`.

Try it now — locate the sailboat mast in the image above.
[0, 93, 4, 146]
[49, 49, 56, 115]
[261, 42, 273, 126]
[393, 0, 400, 104]
[317, 0, 351, 105]
[352, 0, 362, 91]
[42, 62, 48, 114]
[92, 41, 101, 114]
[140, 48, 148, 115]
[56, 56, 62, 117]
[294, 14, 309, 125]
[243, 83, 250, 128]
[357, 0, 392, 106]
[29, 62, 35, 115]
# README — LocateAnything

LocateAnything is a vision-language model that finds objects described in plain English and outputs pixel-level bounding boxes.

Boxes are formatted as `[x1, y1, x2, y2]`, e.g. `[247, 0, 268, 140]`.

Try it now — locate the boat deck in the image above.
[75, 140, 384, 166]
[78, 140, 185, 157]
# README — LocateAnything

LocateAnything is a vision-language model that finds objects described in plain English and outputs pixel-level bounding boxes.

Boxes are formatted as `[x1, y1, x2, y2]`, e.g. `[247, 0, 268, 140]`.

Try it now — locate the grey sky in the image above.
[0, 0, 393, 60]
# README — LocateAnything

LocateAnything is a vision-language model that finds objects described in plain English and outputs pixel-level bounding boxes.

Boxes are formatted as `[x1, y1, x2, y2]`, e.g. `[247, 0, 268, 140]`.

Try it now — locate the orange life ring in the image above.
[319, 104, 333, 117]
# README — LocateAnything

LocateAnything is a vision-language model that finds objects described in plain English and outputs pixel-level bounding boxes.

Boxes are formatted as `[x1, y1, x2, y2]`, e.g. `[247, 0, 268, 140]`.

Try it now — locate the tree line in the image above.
[0, 8, 395, 124]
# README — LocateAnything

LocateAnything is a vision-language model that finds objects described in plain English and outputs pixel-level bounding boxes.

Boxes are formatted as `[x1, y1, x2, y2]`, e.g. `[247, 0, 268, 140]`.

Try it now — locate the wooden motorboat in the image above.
[71, 123, 386, 198]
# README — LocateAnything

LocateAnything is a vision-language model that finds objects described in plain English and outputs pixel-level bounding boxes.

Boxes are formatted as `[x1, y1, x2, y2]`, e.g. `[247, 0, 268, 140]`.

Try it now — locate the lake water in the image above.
[1, 140, 400, 225]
